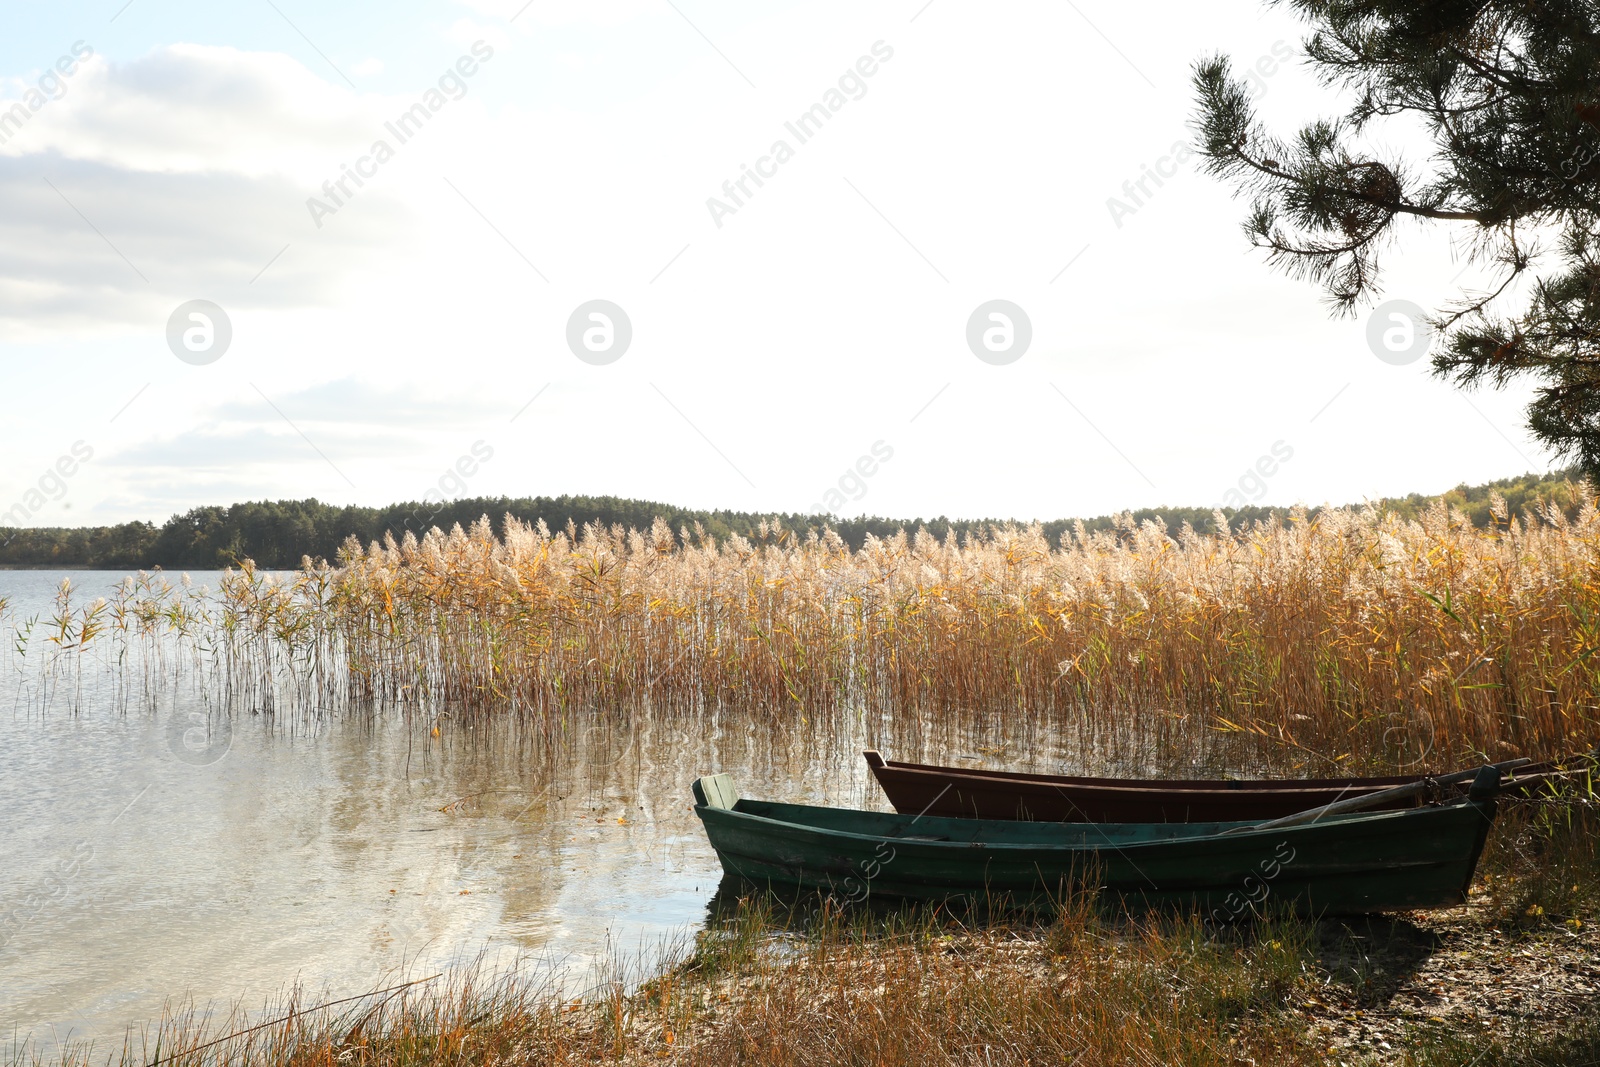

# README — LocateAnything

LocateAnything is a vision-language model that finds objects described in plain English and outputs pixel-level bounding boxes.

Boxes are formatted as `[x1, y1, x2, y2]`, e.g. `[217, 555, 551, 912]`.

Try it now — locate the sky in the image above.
[0, 0, 1558, 529]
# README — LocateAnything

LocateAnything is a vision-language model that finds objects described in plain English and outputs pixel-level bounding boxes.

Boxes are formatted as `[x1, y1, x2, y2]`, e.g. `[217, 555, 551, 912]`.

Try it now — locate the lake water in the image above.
[1, 569, 1033, 1055]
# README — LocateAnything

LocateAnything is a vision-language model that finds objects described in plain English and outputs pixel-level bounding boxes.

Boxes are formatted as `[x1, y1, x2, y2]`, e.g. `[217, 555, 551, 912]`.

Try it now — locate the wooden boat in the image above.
[692, 767, 1505, 914]
[864, 749, 1557, 823]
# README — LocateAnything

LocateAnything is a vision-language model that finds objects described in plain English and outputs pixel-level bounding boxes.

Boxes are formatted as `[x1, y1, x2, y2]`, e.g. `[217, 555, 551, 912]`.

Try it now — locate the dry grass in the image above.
[20, 873, 1599, 1067]
[142, 496, 1598, 771]
[660, 898, 1319, 1066]
[15, 496, 1600, 769]
[14, 898, 1325, 1067]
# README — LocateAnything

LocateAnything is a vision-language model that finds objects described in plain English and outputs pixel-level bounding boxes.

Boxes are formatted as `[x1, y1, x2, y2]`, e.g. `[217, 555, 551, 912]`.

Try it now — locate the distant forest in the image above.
[0, 470, 1589, 570]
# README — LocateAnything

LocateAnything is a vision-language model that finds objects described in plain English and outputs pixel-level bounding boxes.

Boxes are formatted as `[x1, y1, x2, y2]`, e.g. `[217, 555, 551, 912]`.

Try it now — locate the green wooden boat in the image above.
[691, 768, 1503, 915]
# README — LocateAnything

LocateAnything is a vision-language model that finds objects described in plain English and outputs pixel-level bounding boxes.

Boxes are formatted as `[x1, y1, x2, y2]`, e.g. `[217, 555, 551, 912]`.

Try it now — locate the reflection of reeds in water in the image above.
[12, 497, 1600, 771]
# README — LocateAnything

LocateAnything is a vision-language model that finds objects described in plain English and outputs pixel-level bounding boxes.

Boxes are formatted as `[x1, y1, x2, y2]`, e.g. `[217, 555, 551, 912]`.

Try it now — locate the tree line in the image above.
[0, 471, 1586, 570]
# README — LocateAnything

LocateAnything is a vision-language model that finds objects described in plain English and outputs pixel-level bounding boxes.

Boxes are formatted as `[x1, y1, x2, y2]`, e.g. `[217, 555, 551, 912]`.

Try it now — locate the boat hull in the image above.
[863, 751, 1550, 823]
[694, 785, 1497, 915]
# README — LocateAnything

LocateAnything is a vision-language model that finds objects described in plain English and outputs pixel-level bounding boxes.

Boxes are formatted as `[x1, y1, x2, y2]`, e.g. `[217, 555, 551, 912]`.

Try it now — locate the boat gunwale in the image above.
[697, 792, 1488, 855]
[870, 753, 1420, 794]
[869, 751, 1562, 795]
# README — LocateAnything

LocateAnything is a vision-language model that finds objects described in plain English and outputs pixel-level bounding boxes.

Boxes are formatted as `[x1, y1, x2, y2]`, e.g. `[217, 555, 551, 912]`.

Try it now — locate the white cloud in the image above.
[453, 0, 655, 27]
[0, 44, 484, 335]
[0, 153, 410, 336]
[0, 46, 375, 181]
[444, 19, 512, 55]
[104, 425, 411, 468]
[212, 379, 507, 426]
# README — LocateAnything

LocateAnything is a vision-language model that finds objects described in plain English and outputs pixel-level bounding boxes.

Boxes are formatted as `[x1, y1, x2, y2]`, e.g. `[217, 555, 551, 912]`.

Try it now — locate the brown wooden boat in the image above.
[864, 750, 1567, 823]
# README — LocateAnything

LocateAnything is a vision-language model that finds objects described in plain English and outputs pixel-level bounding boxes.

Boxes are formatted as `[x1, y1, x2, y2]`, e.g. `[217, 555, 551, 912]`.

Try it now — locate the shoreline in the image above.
[17, 890, 1594, 1067]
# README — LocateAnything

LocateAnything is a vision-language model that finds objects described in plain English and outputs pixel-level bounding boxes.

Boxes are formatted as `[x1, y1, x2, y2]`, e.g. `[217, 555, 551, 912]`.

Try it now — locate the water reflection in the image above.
[0, 569, 1118, 1056]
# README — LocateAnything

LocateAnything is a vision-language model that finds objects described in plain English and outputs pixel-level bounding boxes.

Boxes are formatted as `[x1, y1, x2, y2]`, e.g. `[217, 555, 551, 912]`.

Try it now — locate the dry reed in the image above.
[17, 494, 1600, 770]
[291, 497, 1599, 769]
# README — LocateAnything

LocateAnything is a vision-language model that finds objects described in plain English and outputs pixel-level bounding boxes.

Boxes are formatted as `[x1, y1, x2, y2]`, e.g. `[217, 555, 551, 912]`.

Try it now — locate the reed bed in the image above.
[3, 569, 347, 720]
[219, 495, 1599, 770]
[13, 494, 1600, 771]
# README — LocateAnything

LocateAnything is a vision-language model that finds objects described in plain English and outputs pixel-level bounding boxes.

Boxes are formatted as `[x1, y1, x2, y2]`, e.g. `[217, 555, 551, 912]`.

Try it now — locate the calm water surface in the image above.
[3, 569, 1016, 1054]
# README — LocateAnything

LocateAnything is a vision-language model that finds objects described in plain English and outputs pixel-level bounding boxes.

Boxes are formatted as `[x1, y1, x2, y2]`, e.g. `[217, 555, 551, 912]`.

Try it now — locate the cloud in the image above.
[104, 425, 418, 468]
[212, 379, 509, 427]
[0, 45, 376, 180]
[453, 0, 655, 27]
[0, 45, 427, 336]
[445, 19, 512, 54]
[0, 153, 409, 335]
[97, 381, 506, 497]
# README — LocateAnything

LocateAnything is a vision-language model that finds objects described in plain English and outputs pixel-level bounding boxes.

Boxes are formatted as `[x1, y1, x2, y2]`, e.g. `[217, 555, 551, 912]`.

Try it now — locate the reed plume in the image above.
[221, 495, 1600, 769]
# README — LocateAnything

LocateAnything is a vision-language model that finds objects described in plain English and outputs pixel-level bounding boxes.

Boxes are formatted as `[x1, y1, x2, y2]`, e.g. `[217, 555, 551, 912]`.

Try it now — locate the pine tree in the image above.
[1192, 1, 1600, 472]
